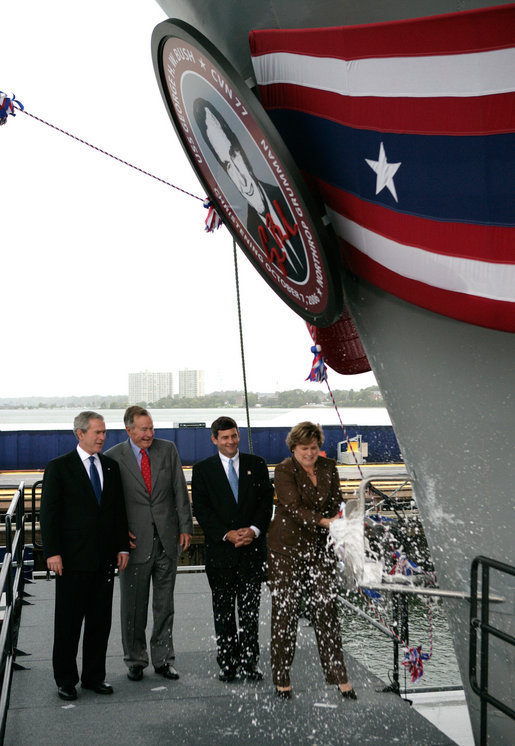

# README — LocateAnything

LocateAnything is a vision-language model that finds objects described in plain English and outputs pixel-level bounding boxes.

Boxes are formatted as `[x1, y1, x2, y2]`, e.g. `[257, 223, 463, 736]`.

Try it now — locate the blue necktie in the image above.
[89, 455, 102, 504]
[228, 459, 238, 502]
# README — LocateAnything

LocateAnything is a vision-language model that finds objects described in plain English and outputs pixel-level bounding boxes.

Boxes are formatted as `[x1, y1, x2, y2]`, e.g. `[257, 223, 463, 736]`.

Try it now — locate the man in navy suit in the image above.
[40, 411, 129, 701]
[191, 416, 274, 682]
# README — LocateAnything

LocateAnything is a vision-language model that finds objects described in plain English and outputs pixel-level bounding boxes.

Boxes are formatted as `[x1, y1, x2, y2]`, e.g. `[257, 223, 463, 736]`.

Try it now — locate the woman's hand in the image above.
[318, 515, 340, 529]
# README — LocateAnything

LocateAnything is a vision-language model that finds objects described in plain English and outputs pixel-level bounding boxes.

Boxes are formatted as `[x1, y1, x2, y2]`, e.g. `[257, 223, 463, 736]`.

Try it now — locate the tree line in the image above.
[1, 387, 383, 410]
[147, 386, 383, 409]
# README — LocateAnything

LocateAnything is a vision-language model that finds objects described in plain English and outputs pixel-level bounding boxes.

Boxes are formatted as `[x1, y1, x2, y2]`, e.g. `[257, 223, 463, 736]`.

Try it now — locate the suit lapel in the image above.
[99, 453, 116, 505]
[148, 441, 162, 495]
[120, 440, 148, 492]
[237, 453, 252, 504]
[211, 455, 237, 506]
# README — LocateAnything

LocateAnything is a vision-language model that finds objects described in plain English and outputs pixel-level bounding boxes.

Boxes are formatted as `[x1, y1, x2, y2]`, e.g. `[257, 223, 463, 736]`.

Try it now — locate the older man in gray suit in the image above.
[106, 406, 193, 682]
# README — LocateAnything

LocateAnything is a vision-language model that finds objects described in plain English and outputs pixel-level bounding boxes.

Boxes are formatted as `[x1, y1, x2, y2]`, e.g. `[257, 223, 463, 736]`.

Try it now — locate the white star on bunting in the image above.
[365, 142, 401, 202]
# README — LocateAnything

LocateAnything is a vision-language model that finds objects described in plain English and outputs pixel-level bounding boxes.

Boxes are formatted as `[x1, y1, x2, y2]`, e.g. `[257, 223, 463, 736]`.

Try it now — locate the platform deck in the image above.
[5, 572, 455, 745]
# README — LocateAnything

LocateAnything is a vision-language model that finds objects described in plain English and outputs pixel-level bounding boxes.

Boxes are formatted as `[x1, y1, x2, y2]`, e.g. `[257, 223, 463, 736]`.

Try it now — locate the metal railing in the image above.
[31, 480, 43, 551]
[469, 555, 515, 746]
[0, 483, 31, 744]
[348, 475, 507, 702]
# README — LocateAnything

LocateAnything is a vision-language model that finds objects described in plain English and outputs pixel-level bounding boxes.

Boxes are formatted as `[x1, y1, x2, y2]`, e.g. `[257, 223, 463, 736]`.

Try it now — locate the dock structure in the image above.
[0, 463, 413, 508]
[6, 572, 455, 745]
[0, 469, 416, 569]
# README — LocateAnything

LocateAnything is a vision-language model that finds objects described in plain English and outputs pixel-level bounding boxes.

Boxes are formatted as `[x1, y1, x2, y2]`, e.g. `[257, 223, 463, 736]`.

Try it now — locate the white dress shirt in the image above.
[218, 450, 260, 539]
[77, 444, 128, 556]
[77, 444, 103, 488]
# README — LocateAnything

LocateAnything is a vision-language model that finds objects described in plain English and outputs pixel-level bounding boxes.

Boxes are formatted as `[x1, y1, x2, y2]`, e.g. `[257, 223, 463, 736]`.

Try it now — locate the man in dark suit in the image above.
[105, 406, 193, 683]
[40, 411, 129, 702]
[191, 416, 274, 682]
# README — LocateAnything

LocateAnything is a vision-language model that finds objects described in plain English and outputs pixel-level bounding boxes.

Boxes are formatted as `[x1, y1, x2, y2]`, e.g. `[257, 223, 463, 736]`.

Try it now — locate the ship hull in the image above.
[154, 2, 515, 742]
[343, 273, 515, 744]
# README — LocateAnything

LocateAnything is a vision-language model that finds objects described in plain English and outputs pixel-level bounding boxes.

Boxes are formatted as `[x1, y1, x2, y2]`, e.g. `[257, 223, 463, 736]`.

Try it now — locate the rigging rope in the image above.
[21, 109, 204, 202]
[14, 101, 251, 445]
[233, 239, 253, 454]
[354, 586, 433, 683]
[306, 324, 365, 479]
[306, 325, 434, 682]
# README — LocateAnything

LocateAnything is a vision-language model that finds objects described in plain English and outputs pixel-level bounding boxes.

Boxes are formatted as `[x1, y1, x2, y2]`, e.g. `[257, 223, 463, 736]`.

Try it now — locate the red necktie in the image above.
[140, 449, 151, 494]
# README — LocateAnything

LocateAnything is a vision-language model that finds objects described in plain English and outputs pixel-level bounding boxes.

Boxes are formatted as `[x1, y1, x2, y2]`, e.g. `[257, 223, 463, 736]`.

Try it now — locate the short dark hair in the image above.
[124, 405, 150, 429]
[211, 416, 238, 439]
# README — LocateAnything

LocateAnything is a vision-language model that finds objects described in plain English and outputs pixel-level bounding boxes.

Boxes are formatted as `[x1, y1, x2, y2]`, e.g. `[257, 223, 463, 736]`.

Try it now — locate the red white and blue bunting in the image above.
[203, 198, 223, 233]
[250, 5, 515, 332]
[0, 92, 23, 125]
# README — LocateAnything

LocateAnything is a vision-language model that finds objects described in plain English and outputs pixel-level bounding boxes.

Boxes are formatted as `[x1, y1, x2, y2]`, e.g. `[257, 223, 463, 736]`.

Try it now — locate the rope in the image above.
[21, 109, 204, 202]
[354, 585, 433, 682]
[232, 239, 253, 453]
[306, 325, 365, 478]
[20, 104, 255, 450]
[324, 377, 365, 480]
[306, 326, 434, 680]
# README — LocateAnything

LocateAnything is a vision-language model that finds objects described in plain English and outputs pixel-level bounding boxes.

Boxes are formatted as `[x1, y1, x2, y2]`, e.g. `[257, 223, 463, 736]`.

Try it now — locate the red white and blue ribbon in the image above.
[0, 92, 24, 125]
[203, 198, 223, 233]
[389, 550, 424, 577]
[402, 645, 431, 683]
[306, 343, 327, 382]
[250, 5, 515, 332]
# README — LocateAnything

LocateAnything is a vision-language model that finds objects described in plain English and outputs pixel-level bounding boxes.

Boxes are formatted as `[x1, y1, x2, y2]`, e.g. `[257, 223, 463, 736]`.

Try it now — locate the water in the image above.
[337, 594, 462, 690]
[0, 406, 392, 431]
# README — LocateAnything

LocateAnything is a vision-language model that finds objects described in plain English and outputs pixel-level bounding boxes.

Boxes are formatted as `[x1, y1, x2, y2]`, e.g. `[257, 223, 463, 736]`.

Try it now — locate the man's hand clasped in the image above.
[226, 527, 256, 548]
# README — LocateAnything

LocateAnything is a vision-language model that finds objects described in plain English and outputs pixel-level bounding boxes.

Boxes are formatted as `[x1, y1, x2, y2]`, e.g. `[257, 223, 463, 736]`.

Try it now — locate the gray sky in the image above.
[1, 0, 377, 398]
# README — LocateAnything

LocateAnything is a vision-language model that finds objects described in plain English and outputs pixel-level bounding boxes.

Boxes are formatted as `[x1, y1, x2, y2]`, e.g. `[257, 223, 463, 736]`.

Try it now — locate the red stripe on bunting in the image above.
[341, 239, 515, 332]
[304, 175, 514, 263]
[258, 85, 514, 136]
[249, 4, 515, 59]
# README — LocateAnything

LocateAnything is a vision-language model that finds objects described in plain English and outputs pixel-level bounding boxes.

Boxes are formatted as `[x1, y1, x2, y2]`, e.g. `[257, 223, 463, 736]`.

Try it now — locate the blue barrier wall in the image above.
[0, 425, 400, 470]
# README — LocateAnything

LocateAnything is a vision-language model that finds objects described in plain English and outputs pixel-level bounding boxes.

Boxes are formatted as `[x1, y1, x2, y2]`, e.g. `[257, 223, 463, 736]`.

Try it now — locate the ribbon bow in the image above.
[306, 343, 327, 382]
[203, 198, 223, 232]
[402, 645, 430, 682]
[0, 92, 24, 125]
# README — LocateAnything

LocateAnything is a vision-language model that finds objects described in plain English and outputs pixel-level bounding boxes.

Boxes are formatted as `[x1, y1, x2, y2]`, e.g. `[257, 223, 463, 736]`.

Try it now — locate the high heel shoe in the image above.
[339, 687, 357, 700]
[275, 687, 292, 699]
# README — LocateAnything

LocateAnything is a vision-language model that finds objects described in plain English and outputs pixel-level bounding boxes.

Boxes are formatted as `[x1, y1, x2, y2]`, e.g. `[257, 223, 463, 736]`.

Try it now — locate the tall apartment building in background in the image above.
[128, 371, 174, 405]
[179, 369, 205, 398]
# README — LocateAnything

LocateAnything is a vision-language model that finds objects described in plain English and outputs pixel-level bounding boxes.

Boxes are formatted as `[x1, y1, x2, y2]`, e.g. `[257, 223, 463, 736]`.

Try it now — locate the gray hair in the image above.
[124, 405, 150, 429]
[73, 410, 104, 438]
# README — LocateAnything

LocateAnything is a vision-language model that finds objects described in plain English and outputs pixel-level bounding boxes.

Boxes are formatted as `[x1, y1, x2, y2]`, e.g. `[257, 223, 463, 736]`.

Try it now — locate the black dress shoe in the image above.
[81, 682, 114, 695]
[241, 663, 264, 681]
[218, 668, 237, 682]
[57, 685, 77, 701]
[275, 687, 292, 700]
[340, 687, 357, 700]
[154, 664, 179, 680]
[127, 666, 144, 681]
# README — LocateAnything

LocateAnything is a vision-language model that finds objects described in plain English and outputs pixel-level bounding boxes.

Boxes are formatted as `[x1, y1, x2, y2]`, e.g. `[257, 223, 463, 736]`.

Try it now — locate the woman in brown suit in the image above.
[267, 421, 356, 700]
